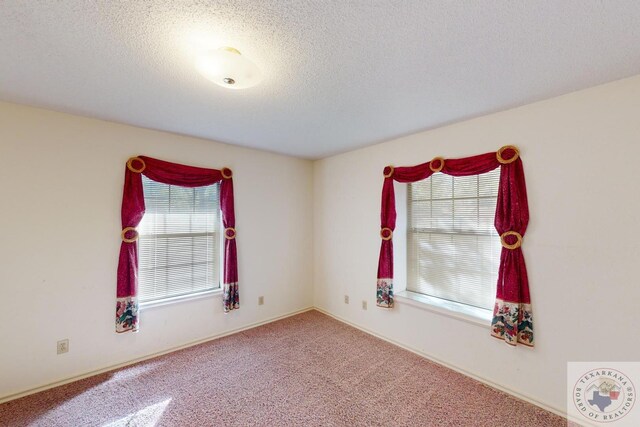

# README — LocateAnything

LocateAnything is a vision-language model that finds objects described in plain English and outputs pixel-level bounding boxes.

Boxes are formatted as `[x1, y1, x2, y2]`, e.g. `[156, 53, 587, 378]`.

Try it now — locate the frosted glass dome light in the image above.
[195, 47, 262, 89]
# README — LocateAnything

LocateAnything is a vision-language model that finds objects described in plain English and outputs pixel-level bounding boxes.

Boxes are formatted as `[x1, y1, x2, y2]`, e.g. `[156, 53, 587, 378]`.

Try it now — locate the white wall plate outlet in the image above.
[57, 339, 69, 355]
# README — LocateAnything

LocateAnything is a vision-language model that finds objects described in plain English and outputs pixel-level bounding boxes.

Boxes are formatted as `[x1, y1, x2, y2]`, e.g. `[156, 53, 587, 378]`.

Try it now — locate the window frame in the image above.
[400, 171, 501, 324]
[137, 178, 224, 309]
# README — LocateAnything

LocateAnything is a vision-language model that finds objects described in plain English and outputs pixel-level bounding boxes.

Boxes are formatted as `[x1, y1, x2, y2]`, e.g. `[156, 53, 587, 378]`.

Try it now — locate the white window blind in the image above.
[138, 176, 221, 303]
[407, 169, 501, 310]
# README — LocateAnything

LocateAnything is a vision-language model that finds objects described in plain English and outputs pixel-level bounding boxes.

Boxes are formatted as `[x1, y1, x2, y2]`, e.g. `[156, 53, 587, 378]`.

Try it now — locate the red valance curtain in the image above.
[116, 156, 239, 333]
[376, 146, 533, 346]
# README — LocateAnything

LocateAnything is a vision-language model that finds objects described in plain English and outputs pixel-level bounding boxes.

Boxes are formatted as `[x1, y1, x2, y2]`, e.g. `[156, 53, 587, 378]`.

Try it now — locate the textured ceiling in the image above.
[1, 1, 640, 159]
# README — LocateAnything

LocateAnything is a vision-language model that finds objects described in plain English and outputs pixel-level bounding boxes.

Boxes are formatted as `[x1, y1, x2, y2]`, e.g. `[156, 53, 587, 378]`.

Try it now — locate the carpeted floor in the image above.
[0, 310, 571, 426]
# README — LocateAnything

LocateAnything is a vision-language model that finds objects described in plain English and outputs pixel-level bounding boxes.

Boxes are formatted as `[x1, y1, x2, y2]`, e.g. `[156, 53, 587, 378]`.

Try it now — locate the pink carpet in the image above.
[0, 310, 571, 426]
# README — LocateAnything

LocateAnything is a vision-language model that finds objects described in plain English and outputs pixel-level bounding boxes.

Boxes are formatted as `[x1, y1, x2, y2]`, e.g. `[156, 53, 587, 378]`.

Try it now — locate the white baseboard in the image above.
[313, 307, 580, 424]
[0, 307, 313, 404]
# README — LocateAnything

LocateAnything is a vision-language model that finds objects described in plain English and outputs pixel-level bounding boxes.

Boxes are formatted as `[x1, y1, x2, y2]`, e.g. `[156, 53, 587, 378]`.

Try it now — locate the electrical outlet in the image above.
[258, 296, 264, 305]
[57, 339, 69, 355]
[344, 295, 349, 304]
[362, 300, 367, 310]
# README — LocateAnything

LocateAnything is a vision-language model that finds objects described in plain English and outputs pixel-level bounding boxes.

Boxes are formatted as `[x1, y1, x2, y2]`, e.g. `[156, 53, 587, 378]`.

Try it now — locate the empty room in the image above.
[1, 2, 639, 426]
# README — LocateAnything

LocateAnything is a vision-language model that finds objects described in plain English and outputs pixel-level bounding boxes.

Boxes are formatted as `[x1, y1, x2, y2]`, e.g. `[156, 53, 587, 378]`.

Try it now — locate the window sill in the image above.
[394, 290, 492, 327]
[139, 288, 223, 310]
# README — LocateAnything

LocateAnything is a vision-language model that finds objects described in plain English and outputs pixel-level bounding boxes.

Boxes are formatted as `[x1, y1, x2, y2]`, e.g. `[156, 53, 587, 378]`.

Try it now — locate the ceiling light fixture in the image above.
[195, 47, 262, 89]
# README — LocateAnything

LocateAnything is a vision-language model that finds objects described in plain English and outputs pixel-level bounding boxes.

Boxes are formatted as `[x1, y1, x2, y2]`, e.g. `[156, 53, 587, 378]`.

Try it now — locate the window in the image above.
[407, 168, 501, 311]
[137, 175, 221, 304]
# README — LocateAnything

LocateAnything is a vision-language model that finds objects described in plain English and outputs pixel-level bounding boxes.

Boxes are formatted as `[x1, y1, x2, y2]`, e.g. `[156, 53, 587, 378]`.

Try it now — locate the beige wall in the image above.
[313, 75, 640, 414]
[0, 102, 314, 399]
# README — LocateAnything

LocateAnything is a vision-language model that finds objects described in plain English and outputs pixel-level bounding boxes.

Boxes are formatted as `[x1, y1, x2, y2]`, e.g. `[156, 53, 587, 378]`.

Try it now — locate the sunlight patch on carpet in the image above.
[102, 398, 171, 427]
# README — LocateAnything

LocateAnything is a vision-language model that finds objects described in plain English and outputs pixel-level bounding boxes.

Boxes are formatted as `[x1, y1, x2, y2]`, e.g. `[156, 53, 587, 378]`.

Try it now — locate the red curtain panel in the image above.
[116, 156, 239, 333]
[376, 146, 533, 346]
